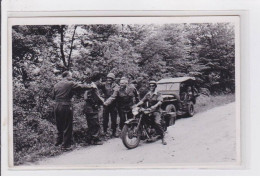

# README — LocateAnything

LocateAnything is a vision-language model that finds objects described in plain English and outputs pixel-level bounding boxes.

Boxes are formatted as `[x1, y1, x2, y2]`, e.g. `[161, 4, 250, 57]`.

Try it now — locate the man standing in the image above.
[135, 80, 167, 145]
[104, 78, 139, 131]
[83, 72, 104, 145]
[96, 73, 119, 137]
[52, 71, 95, 150]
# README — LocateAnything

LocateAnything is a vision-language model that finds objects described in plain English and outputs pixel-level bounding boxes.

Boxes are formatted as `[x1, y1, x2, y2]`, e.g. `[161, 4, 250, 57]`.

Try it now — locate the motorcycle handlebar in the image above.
[140, 108, 151, 113]
[132, 106, 152, 114]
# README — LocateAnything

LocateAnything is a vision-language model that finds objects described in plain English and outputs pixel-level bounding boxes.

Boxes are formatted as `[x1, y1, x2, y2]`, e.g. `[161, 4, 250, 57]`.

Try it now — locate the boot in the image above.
[61, 145, 73, 151]
[55, 139, 63, 146]
[162, 138, 167, 145]
[92, 139, 103, 145]
[101, 129, 106, 136]
[112, 131, 119, 138]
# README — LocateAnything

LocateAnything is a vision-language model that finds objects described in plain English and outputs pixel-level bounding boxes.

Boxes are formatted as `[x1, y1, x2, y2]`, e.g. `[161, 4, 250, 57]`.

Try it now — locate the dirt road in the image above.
[32, 102, 238, 167]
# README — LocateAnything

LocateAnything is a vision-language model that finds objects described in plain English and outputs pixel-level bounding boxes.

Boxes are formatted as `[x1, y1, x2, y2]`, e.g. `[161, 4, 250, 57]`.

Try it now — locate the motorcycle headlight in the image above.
[132, 107, 139, 116]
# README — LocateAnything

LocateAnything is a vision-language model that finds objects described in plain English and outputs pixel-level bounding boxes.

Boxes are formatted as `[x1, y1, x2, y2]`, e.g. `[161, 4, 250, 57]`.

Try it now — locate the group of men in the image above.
[51, 71, 166, 151]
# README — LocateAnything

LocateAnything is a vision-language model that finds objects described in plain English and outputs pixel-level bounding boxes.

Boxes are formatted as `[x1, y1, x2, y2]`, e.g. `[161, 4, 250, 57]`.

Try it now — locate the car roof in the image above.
[157, 77, 196, 84]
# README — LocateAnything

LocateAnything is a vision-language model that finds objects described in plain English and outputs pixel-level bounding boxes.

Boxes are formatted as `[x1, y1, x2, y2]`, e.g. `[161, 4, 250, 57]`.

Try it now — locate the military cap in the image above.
[120, 77, 128, 81]
[149, 80, 157, 85]
[107, 73, 115, 80]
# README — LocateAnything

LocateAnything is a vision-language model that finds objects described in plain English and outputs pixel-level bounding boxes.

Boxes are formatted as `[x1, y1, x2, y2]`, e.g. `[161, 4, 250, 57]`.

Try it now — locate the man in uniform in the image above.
[104, 77, 139, 131]
[96, 73, 118, 137]
[83, 72, 104, 145]
[52, 71, 95, 150]
[130, 79, 141, 103]
[135, 80, 167, 145]
[136, 76, 149, 99]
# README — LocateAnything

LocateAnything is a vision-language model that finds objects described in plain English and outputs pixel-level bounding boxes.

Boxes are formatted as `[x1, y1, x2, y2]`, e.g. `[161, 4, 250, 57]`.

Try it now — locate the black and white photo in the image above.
[8, 16, 240, 169]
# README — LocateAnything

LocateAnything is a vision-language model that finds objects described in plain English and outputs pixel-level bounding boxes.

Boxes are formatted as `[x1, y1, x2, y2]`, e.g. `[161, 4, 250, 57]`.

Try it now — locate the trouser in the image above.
[118, 108, 133, 130]
[54, 102, 73, 147]
[85, 112, 101, 141]
[103, 105, 117, 133]
[149, 112, 164, 138]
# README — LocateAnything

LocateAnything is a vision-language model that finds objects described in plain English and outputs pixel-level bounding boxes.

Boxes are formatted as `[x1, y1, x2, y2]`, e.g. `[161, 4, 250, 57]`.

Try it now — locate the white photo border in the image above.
[1, 3, 252, 176]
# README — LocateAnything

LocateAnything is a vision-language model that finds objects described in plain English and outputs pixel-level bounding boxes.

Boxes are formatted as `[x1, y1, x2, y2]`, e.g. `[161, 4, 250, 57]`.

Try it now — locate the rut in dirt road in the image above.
[30, 102, 237, 166]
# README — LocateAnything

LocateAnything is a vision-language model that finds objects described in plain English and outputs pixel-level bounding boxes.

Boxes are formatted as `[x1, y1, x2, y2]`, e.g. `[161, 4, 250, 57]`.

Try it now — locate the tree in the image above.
[185, 23, 235, 93]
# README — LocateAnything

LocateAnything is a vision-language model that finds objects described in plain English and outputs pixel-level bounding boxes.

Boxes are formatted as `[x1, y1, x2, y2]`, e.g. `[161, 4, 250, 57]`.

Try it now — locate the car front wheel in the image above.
[165, 104, 177, 126]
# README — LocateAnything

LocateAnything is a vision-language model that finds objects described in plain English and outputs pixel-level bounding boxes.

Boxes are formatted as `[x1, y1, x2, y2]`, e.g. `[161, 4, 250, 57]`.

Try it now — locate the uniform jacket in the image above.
[96, 81, 119, 99]
[104, 85, 139, 112]
[52, 79, 92, 102]
[140, 90, 163, 112]
[83, 82, 104, 114]
[96, 81, 119, 107]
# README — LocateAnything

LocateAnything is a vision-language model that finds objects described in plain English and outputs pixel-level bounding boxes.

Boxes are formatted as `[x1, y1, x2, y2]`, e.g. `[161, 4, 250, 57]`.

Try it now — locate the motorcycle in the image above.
[121, 106, 167, 149]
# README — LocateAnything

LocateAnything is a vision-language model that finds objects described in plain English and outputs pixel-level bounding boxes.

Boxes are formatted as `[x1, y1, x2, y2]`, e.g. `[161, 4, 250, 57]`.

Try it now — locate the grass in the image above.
[195, 94, 235, 114]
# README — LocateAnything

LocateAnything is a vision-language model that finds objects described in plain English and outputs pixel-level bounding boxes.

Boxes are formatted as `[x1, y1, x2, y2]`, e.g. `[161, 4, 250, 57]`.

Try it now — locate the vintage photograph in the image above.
[10, 16, 240, 168]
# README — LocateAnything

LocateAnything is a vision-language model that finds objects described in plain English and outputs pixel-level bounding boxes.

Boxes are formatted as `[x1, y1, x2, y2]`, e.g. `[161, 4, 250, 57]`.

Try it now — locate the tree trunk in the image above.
[67, 25, 78, 70]
[59, 25, 68, 69]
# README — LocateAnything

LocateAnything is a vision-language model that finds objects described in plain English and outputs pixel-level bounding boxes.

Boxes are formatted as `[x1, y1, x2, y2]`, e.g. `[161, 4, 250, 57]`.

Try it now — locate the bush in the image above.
[13, 112, 60, 165]
[13, 96, 96, 165]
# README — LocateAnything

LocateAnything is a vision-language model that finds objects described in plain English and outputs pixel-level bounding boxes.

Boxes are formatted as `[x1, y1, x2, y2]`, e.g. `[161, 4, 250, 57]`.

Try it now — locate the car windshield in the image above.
[157, 83, 179, 91]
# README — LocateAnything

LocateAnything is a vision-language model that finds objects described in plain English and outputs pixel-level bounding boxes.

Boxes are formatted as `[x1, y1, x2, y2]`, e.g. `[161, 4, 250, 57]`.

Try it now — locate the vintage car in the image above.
[157, 77, 199, 126]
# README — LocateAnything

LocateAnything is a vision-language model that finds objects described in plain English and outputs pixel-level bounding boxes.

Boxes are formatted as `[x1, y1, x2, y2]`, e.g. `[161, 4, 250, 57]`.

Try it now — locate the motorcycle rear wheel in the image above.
[121, 124, 140, 149]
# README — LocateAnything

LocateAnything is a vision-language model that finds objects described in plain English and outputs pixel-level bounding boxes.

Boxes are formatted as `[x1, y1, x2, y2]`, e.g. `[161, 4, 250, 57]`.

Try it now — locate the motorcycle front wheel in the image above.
[121, 123, 140, 149]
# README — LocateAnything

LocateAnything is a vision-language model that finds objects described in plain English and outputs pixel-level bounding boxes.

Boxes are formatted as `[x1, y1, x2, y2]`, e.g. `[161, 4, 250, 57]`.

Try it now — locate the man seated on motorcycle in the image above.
[135, 80, 167, 145]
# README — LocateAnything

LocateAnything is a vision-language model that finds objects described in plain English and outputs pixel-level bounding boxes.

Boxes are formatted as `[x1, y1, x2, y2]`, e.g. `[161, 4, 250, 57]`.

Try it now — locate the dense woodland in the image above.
[12, 23, 235, 164]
